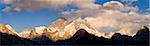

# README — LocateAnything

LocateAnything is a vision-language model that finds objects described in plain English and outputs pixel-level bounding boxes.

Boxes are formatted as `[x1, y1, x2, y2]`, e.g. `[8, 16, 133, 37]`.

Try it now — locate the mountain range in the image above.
[0, 18, 149, 45]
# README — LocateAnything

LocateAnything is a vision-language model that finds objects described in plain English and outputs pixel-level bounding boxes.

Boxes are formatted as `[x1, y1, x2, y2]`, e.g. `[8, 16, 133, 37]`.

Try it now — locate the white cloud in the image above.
[0, 0, 16, 4]
[103, 1, 124, 10]
[85, 10, 150, 36]
[1, 0, 139, 14]
[62, 8, 150, 36]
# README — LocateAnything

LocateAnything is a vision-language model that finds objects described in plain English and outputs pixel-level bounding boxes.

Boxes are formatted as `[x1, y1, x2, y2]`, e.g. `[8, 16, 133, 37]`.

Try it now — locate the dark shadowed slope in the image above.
[0, 26, 149, 45]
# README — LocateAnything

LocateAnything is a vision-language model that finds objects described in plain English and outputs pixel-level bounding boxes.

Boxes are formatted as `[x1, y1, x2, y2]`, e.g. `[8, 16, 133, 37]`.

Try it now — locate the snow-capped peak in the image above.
[18, 29, 31, 38]
[5, 24, 18, 34]
[44, 18, 102, 41]
[0, 24, 17, 35]
[34, 26, 46, 35]
[19, 29, 31, 35]
[18, 26, 46, 39]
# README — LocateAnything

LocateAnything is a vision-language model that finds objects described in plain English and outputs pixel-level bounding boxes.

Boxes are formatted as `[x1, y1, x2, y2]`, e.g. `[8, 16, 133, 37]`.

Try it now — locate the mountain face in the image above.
[0, 24, 17, 35]
[43, 18, 103, 41]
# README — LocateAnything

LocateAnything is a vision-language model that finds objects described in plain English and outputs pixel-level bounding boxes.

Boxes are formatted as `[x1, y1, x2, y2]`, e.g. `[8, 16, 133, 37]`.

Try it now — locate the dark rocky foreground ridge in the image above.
[0, 26, 149, 45]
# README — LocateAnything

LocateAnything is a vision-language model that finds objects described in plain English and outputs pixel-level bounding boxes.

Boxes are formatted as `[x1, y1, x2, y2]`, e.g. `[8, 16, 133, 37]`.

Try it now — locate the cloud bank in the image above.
[0, 0, 101, 12]
[60, 1, 150, 36]
[62, 8, 150, 36]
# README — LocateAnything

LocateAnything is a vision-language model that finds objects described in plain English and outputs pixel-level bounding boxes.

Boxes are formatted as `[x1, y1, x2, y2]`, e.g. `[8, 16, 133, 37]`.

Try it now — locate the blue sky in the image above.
[0, 0, 149, 32]
[0, 8, 60, 32]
